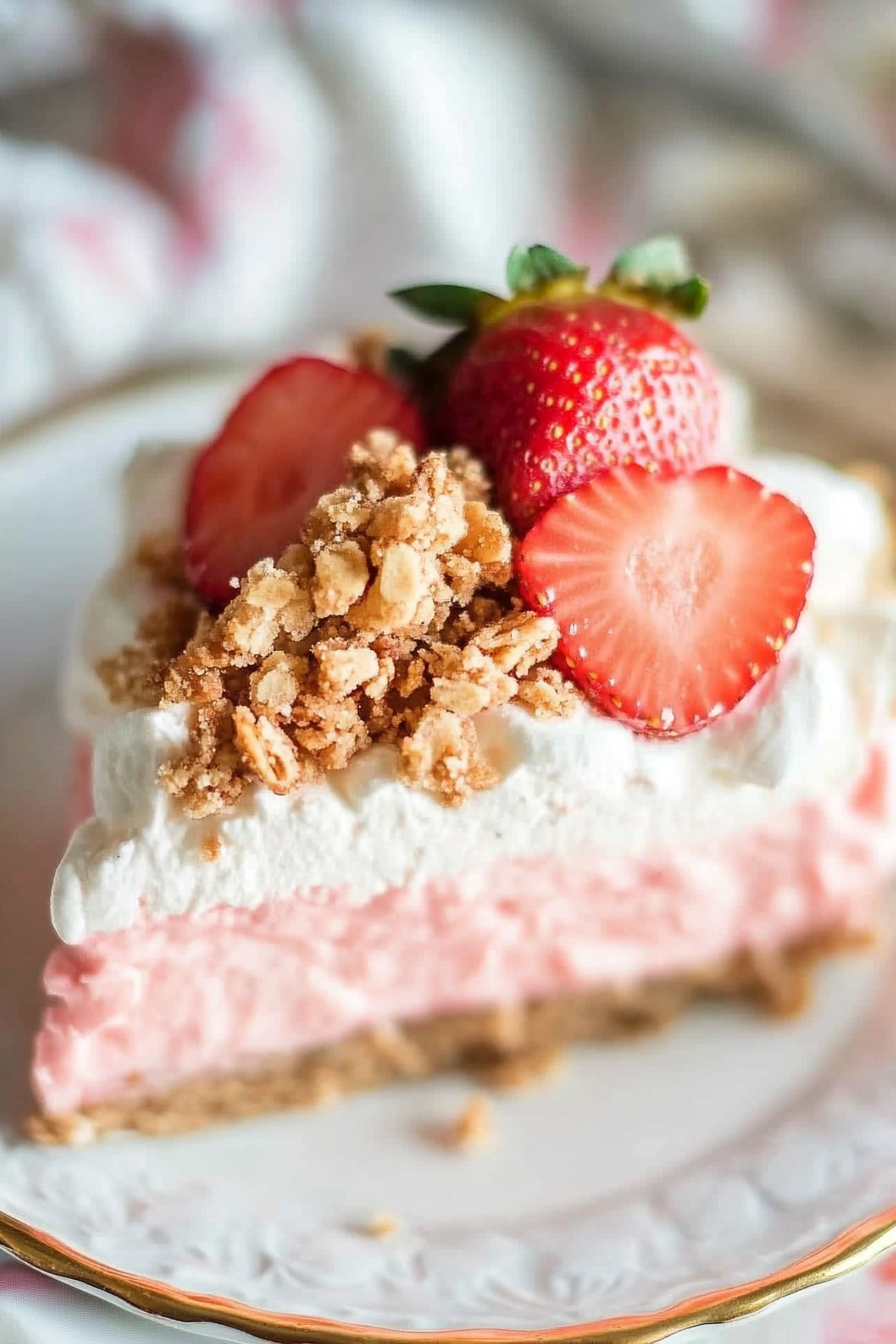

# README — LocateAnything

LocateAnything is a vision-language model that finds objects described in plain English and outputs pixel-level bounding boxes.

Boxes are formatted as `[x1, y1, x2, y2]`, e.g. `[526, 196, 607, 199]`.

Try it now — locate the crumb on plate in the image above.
[361, 1211, 401, 1238]
[444, 1094, 493, 1152]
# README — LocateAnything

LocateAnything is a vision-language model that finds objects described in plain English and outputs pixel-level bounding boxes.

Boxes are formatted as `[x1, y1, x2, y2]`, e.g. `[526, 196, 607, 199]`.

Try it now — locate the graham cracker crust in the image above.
[27, 929, 873, 1145]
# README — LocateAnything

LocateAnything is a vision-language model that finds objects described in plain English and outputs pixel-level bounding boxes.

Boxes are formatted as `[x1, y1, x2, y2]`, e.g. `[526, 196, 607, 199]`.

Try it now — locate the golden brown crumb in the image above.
[399, 707, 498, 807]
[349, 429, 417, 495]
[249, 652, 306, 716]
[96, 597, 200, 708]
[426, 640, 517, 715]
[234, 706, 309, 795]
[361, 1212, 401, 1239]
[200, 835, 221, 862]
[219, 561, 315, 658]
[139, 432, 572, 814]
[444, 1095, 493, 1152]
[455, 500, 510, 566]
[471, 610, 558, 675]
[348, 327, 391, 376]
[444, 446, 492, 505]
[312, 540, 370, 617]
[158, 699, 247, 819]
[134, 532, 188, 588]
[316, 644, 379, 699]
[513, 666, 583, 718]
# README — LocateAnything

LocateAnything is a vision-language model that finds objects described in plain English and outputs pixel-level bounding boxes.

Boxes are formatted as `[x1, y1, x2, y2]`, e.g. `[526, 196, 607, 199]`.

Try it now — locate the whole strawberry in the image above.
[392, 238, 720, 531]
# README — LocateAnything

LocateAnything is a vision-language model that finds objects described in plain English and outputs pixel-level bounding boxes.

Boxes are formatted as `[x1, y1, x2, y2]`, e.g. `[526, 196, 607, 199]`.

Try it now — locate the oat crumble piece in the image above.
[316, 643, 379, 698]
[249, 651, 306, 716]
[312, 540, 370, 617]
[96, 597, 200, 709]
[399, 706, 499, 806]
[361, 1212, 401, 1239]
[455, 500, 510, 566]
[348, 327, 391, 376]
[445, 1095, 493, 1152]
[444, 446, 492, 505]
[349, 429, 417, 494]
[234, 707, 310, 795]
[134, 532, 188, 588]
[157, 699, 246, 819]
[117, 430, 574, 815]
[513, 666, 582, 718]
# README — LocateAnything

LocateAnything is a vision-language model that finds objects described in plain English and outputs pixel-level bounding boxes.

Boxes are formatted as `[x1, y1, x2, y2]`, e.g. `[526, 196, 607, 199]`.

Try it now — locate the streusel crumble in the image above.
[103, 430, 579, 818]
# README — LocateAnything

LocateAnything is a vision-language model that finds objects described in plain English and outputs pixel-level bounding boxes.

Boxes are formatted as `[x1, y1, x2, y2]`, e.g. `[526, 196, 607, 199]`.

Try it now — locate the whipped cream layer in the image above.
[54, 416, 896, 944]
[33, 739, 896, 1116]
[54, 628, 888, 943]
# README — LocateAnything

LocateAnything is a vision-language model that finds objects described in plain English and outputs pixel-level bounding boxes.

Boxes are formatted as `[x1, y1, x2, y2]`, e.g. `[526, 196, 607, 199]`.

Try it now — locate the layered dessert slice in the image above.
[29, 240, 896, 1143]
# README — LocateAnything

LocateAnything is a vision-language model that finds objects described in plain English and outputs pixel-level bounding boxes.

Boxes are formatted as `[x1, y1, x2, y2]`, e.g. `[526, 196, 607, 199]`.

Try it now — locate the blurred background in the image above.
[2, 0, 896, 467]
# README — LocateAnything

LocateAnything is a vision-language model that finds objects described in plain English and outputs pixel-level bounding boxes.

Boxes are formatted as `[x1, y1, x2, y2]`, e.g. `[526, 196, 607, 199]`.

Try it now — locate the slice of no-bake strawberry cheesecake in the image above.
[29, 240, 896, 1143]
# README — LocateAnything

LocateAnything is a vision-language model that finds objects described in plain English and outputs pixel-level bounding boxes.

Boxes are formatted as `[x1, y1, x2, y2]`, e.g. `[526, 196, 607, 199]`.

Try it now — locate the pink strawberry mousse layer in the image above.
[32, 742, 893, 1116]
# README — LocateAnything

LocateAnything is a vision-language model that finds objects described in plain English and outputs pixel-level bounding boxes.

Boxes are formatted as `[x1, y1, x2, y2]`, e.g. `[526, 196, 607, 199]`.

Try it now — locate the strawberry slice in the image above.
[516, 464, 816, 736]
[185, 357, 424, 604]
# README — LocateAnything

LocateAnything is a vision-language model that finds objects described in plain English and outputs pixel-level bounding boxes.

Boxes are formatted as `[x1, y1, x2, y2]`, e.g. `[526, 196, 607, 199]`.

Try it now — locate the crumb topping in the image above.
[111, 431, 579, 817]
[133, 532, 189, 589]
[444, 1094, 493, 1151]
[348, 326, 392, 378]
[96, 595, 200, 709]
[200, 835, 222, 863]
[361, 1212, 401, 1238]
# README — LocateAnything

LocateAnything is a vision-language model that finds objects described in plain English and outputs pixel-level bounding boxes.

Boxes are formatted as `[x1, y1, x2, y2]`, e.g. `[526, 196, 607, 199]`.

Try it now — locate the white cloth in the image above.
[0, 0, 586, 433]
[0, 0, 895, 451]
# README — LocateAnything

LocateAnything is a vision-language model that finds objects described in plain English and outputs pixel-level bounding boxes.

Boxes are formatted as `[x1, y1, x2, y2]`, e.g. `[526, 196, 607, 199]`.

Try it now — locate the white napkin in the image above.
[0, 0, 584, 435]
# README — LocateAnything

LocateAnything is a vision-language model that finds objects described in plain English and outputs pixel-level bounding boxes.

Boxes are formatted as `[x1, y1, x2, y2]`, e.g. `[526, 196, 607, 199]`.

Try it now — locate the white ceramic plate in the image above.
[2, 374, 896, 1344]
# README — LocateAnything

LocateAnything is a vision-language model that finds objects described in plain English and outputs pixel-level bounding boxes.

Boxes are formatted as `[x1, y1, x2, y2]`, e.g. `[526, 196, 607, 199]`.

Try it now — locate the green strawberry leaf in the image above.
[389, 283, 500, 325]
[386, 331, 474, 437]
[605, 235, 710, 319]
[609, 235, 691, 288]
[506, 243, 588, 295]
[664, 276, 711, 318]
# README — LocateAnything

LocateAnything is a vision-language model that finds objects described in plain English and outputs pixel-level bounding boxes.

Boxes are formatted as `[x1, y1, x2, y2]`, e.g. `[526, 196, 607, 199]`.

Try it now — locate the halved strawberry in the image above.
[516, 465, 816, 736]
[185, 357, 424, 604]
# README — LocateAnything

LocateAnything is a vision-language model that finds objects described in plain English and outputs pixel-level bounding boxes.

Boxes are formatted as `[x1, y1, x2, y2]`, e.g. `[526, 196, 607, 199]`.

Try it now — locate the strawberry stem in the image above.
[390, 236, 709, 331]
[602, 236, 710, 319]
[505, 243, 588, 294]
[386, 236, 710, 428]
